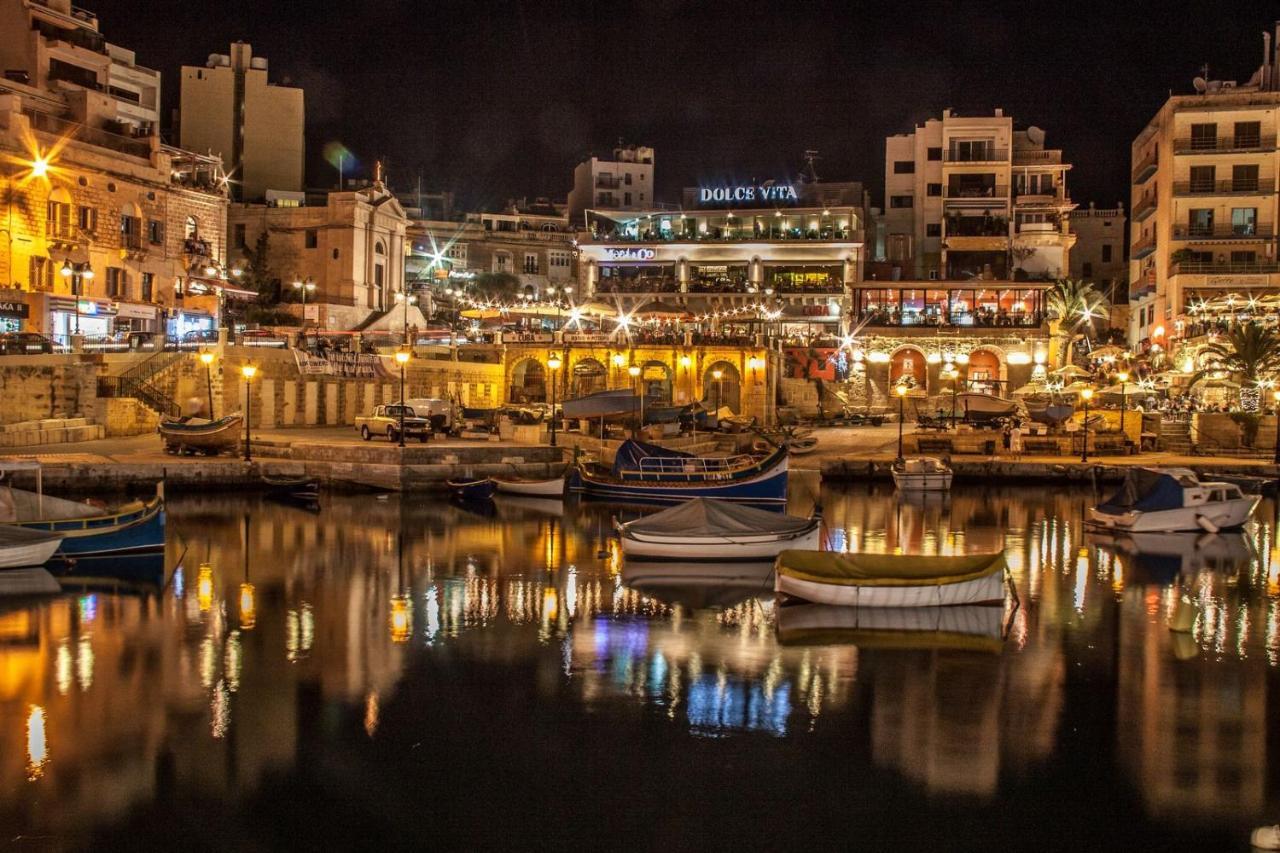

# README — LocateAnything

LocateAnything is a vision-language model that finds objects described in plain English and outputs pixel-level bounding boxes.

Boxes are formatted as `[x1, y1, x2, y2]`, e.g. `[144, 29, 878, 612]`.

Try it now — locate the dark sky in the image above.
[90, 0, 1280, 211]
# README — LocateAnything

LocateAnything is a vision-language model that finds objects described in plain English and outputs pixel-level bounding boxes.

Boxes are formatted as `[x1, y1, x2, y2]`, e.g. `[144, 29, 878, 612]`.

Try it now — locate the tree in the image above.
[1046, 278, 1109, 365]
[1189, 322, 1280, 388]
[241, 231, 281, 305]
[472, 272, 521, 302]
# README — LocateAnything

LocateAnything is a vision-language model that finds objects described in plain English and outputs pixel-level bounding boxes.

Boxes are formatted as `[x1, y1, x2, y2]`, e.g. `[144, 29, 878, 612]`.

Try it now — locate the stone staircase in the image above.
[1159, 419, 1193, 455]
[98, 350, 184, 418]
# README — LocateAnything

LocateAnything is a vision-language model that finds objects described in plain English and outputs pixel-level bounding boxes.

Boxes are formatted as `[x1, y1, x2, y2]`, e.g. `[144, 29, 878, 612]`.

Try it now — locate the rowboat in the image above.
[788, 434, 819, 455]
[891, 457, 953, 492]
[774, 550, 1006, 608]
[955, 393, 1020, 425]
[561, 389, 639, 420]
[1088, 467, 1259, 533]
[261, 472, 320, 501]
[620, 560, 776, 609]
[570, 439, 789, 505]
[447, 478, 496, 500]
[617, 498, 820, 560]
[0, 525, 63, 568]
[493, 475, 565, 497]
[160, 414, 243, 455]
[776, 603, 1003, 652]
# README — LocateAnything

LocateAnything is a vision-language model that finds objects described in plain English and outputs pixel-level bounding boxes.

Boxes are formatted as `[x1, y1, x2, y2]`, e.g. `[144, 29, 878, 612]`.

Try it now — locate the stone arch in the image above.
[889, 345, 927, 390]
[184, 215, 199, 239]
[570, 357, 607, 398]
[967, 347, 1006, 395]
[641, 360, 672, 403]
[703, 360, 741, 414]
[510, 357, 547, 404]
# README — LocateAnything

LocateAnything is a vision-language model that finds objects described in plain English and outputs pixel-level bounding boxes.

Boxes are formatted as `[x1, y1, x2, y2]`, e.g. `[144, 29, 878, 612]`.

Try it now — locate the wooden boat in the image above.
[617, 498, 820, 560]
[955, 393, 1020, 425]
[447, 478, 496, 500]
[160, 414, 243, 455]
[1026, 401, 1074, 427]
[493, 475, 565, 497]
[788, 434, 819, 455]
[620, 560, 776, 609]
[0, 524, 63, 568]
[570, 439, 789, 505]
[776, 603, 1003, 652]
[261, 472, 320, 501]
[891, 457, 953, 492]
[1088, 467, 1260, 533]
[774, 550, 1006, 608]
[561, 389, 639, 419]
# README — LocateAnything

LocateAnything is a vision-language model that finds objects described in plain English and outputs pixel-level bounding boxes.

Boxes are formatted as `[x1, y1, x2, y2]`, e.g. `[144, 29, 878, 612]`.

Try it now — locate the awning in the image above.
[114, 302, 158, 320]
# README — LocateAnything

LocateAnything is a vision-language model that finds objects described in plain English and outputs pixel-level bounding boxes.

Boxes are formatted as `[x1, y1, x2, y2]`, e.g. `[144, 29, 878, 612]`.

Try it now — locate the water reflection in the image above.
[0, 480, 1274, 847]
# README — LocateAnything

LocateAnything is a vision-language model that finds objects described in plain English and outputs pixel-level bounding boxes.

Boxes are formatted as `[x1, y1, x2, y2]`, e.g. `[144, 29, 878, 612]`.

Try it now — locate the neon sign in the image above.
[698, 183, 798, 206]
[605, 247, 656, 260]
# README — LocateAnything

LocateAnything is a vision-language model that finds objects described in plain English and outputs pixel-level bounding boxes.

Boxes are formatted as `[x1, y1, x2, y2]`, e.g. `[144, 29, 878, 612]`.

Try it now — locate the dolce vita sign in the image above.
[698, 183, 799, 205]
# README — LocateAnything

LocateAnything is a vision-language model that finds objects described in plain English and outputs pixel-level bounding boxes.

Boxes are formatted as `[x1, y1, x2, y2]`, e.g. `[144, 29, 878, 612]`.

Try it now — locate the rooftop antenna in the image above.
[801, 149, 820, 183]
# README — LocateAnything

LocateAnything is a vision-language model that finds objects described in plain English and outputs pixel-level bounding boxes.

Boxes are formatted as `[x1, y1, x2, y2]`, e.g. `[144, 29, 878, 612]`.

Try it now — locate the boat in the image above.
[891, 456, 953, 492]
[776, 603, 1003, 651]
[569, 439, 790, 505]
[955, 393, 1021, 425]
[1088, 467, 1260, 533]
[493, 475, 565, 497]
[1025, 400, 1074, 427]
[561, 389, 639, 420]
[0, 525, 63, 568]
[616, 498, 820, 560]
[447, 478, 496, 500]
[159, 414, 244, 455]
[788, 433, 819, 455]
[774, 550, 1006, 608]
[261, 472, 321, 501]
[620, 560, 776, 609]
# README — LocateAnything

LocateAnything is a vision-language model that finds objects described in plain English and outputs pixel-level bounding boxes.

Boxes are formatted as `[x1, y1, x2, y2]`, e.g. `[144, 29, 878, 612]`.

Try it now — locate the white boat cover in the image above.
[626, 498, 811, 537]
[0, 487, 101, 522]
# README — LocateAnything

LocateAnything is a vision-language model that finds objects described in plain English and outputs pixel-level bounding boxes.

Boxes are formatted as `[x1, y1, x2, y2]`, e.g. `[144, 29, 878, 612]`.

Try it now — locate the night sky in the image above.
[89, 0, 1280, 212]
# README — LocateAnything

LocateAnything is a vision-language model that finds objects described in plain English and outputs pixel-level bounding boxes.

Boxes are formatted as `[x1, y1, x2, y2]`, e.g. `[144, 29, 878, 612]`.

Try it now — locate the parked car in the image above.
[0, 332, 56, 354]
[173, 329, 219, 349]
[355, 404, 432, 442]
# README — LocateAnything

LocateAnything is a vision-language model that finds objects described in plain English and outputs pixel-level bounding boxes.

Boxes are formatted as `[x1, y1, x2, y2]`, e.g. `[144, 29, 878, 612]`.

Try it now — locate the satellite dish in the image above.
[1193, 76, 1207, 92]
[1026, 126, 1045, 145]
[1206, 80, 1223, 93]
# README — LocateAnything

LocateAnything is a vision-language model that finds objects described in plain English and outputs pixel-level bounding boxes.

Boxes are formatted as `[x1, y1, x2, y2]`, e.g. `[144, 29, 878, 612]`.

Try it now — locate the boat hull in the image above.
[776, 569, 1004, 607]
[561, 389, 639, 419]
[448, 479, 496, 500]
[14, 498, 165, 559]
[494, 477, 565, 497]
[571, 450, 790, 505]
[0, 527, 63, 568]
[892, 471, 953, 492]
[620, 521, 820, 561]
[0, 567, 62, 596]
[1087, 495, 1258, 533]
[160, 415, 243, 454]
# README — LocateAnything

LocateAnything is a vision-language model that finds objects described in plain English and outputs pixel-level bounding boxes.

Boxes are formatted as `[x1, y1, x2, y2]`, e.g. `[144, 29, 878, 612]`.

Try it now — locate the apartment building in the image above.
[1069, 202, 1128, 327]
[1129, 29, 1280, 349]
[883, 108, 1077, 282]
[179, 42, 305, 202]
[566, 144, 654, 224]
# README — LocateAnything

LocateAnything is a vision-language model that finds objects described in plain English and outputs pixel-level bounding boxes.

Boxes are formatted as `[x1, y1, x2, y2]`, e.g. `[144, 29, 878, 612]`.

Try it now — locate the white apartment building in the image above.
[566, 144, 654, 225]
[883, 108, 1076, 282]
[1129, 29, 1280, 349]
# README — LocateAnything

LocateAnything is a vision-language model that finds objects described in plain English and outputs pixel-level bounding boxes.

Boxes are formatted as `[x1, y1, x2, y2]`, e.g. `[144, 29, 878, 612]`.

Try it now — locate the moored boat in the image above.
[0, 524, 63, 568]
[570, 439, 789, 505]
[776, 603, 1004, 651]
[447, 478, 497, 500]
[493, 475, 565, 497]
[159, 414, 243, 455]
[1088, 467, 1259, 533]
[561, 389, 639, 420]
[774, 550, 1006, 608]
[617, 498, 820, 560]
[261, 472, 320, 501]
[891, 456, 953, 492]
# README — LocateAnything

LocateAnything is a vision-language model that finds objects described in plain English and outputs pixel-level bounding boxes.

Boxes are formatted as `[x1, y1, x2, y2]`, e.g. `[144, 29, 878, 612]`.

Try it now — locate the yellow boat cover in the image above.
[775, 550, 1005, 588]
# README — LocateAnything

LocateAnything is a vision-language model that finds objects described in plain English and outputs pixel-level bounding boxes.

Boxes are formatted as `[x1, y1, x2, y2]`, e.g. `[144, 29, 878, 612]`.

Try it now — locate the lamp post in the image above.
[895, 383, 909, 462]
[293, 277, 316, 326]
[1116, 370, 1130, 449]
[712, 368, 724, 428]
[240, 363, 257, 462]
[396, 290, 417, 346]
[547, 354, 562, 447]
[1080, 387, 1094, 463]
[748, 357, 765, 424]
[1273, 390, 1280, 465]
[612, 352, 625, 389]
[394, 349, 410, 447]
[629, 364, 642, 434]
[199, 350, 215, 417]
[60, 260, 94, 337]
[944, 362, 958, 429]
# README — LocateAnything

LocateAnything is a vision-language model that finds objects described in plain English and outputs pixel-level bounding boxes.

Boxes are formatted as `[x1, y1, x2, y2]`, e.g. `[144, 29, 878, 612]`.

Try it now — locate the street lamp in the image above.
[748, 357, 765, 423]
[1273, 390, 1280, 464]
[60, 260, 94, 337]
[944, 362, 959, 429]
[547, 354, 562, 447]
[712, 368, 724, 427]
[1116, 370, 1130, 449]
[240, 363, 257, 462]
[895, 383, 909, 462]
[293, 277, 316, 325]
[199, 350, 215, 417]
[1080, 387, 1095, 463]
[629, 364, 642, 433]
[394, 349, 410, 447]
[396, 290, 417, 346]
[612, 352, 625, 388]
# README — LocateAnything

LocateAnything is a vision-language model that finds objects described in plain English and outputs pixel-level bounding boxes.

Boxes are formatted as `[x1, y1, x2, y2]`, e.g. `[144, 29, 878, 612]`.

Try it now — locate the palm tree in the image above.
[1045, 279, 1109, 365]
[1189, 322, 1280, 389]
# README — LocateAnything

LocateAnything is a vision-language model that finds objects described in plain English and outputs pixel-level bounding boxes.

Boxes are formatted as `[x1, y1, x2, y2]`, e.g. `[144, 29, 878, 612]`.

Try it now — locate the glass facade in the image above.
[854, 287, 1044, 327]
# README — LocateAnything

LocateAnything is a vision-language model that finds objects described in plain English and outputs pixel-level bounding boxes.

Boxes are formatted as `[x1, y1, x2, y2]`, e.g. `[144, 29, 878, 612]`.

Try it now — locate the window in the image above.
[624, 173, 632, 185]
[105, 267, 124, 297]
[1188, 208, 1214, 235]
[1231, 250, 1257, 265]
[926, 183, 942, 197]
[890, 195, 913, 208]
[926, 147, 942, 161]
[233, 223, 245, 248]
[175, 277, 184, 296]
[120, 214, 141, 249]
[305, 229, 318, 249]
[332, 248, 340, 260]
[624, 192, 632, 205]
[1082, 262, 1093, 277]
[1232, 164, 1259, 192]
[1101, 244, 1112, 263]
[893, 161, 915, 174]
[925, 223, 941, 237]
[1189, 123, 1217, 150]
[494, 252, 512, 273]
[148, 219, 164, 245]
[952, 140, 992, 161]
[141, 272, 153, 301]
[184, 215, 198, 239]
[28, 256, 53, 290]
[523, 253, 539, 274]
[77, 205, 97, 232]
[1188, 165, 1214, 192]
[1231, 207, 1257, 235]
[1234, 121, 1261, 148]
[46, 198, 71, 238]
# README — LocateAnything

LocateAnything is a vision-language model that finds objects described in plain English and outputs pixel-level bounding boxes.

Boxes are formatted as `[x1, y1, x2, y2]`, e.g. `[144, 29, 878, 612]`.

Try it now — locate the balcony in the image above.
[943, 184, 1007, 199]
[23, 109, 152, 159]
[585, 227, 857, 243]
[1131, 194, 1156, 222]
[1013, 189, 1070, 207]
[943, 148, 1008, 163]
[1172, 178, 1273, 196]
[944, 216, 1008, 237]
[1170, 261, 1280, 275]
[595, 277, 679, 294]
[595, 176, 621, 189]
[1131, 232, 1157, 259]
[1130, 270, 1156, 300]
[853, 309, 1045, 330]
[1173, 135, 1276, 155]
[1012, 149, 1061, 165]
[1132, 150, 1159, 184]
[1171, 224, 1275, 241]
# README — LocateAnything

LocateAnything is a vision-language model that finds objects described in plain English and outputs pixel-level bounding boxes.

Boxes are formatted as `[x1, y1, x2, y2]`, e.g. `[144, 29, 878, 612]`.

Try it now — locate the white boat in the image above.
[776, 602, 1003, 651]
[774, 550, 1006, 608]
[892, 456, 953, 492]
[1088, 467, 1260, 533]
[617, 498, 821, 561]
[493, 475, 566, 497]
[0, 524, 63, 569]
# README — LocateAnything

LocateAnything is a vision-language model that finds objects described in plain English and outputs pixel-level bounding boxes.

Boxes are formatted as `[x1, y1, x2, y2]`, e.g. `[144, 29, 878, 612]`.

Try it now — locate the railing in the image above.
[944, 148, 1008, 163]
[1131, 233, 1157, 256]
[1171, 261, 1280, 275]
[596, 278, 680, 294]
[1174, 135, 1276, 154]
[595, 177, 621, 189]
[1132, 195, 1156, 220]
[98, 375, 180, 418]
[183, 237, 213, 257]
[626, 454, 756, 478]
[853, 311, 1045, 328]
[587, 228, 857, 243]
[688, 279, 750, 293]
[945, 220, 1008, 237]
[1171, 224, 1275, 240]
[23, 109, 152, 159]
[1014, 190, 1069, 204]
[944, 185, 1007, 199]
[1173, 179, 1272, 196]
[1013, 150, 1060, 164]
[1132, 150, 1159, 183]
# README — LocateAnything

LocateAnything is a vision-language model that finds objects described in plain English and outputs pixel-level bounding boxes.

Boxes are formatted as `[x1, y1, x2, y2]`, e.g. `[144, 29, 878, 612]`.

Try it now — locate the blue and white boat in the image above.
[569, 440, 789, 504]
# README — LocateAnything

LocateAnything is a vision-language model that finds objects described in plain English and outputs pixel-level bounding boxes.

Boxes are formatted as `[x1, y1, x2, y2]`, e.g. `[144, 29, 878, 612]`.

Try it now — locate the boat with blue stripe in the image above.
[569, 440, 789, 505]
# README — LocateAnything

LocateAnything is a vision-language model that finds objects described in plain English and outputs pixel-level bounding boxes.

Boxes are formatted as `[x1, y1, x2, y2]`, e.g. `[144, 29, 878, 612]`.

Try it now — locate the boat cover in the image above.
[625, 498, 812, 537]
[775, 550, 1004, 587]
[611, 439, 692, 476]
[1096, 468, 1184, 515]
[562, 389, 639, 419]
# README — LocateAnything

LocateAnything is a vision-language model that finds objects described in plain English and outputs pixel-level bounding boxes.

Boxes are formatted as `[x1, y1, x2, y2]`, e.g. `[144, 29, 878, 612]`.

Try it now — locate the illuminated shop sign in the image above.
[605, 247, 656, 260]
[0, 300, 29, 318]
[698, 183, 799, 206]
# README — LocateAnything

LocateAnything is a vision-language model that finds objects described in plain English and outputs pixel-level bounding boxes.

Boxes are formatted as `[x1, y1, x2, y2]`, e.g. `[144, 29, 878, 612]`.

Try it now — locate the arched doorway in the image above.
[571, 358, 607, 398]
[967, 349, 1003, 395]
[703, 361, 741, 414]
[641, 361, 672, 402]
[511, 358, 546, 404]
[890, 347, 926, 390]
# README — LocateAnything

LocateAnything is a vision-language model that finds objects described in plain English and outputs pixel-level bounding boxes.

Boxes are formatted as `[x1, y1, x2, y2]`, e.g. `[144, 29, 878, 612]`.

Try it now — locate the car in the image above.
[355, 404, 432, 442]
[173, 329, 220, 349]
[397, 398, 455, 432]
[0, 332, 56, 354]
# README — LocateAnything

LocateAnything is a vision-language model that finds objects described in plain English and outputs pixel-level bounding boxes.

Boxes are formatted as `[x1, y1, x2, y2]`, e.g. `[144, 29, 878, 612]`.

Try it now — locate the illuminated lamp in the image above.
[1033, 350, 1047, 365]
[1007, 351, 1032, 365]
[926, 352, 942, 364]
[851, 349, 865, 363]
[867, 352, 890, 364]
[1153, 325, 1165, 338]
[955, 353, 970, 364]
[1181, 357, 1195, 374]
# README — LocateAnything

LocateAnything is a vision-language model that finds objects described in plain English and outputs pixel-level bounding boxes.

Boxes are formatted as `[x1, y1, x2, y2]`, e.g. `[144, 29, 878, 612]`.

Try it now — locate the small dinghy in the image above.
[891, 456, 953, 492]
[1088, 467, 1259, 533]
[159, 414, 243, 455]
[0, 524, 63, 569]
[617, 498, 820, 561]
[493, 475, 565, 497]
[776, 603, 1004, 651]
[261, 473, 320, 501]
[774, 550, 1006, 608]
[447, 478, 496, 500]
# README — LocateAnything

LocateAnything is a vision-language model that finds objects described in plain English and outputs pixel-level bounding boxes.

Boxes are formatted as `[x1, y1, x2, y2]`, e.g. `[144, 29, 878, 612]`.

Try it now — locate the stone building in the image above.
[566, 144, 655, 225]
[1068, 202, 1128, 330]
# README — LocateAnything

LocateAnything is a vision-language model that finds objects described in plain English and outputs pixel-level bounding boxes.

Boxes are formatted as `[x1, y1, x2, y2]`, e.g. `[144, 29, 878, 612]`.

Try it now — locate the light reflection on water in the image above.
[0, 475, 1276, 847]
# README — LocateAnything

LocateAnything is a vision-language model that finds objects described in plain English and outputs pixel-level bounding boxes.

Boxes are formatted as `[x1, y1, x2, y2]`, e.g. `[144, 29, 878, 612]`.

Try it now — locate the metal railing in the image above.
[1174, 135, 1276, 154]
[944, 148, 1008, 163]
[944, 185, 1008, 199]
[1171, 260, 1280, 275]
[1171, 224, 1275, 240]
[1173, 179, 1272, 196]
[1132, 150, 1159, 183]
[1132, 195, 1156, 220]
[23, 109, 152, 159]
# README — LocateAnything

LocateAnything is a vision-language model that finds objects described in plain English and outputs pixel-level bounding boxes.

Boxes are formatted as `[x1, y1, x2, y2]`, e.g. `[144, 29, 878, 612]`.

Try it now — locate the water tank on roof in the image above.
[207, 54, 230, 68]
[249, 57, 268, 71]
